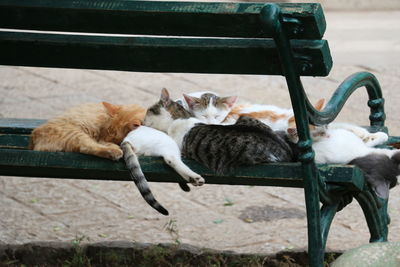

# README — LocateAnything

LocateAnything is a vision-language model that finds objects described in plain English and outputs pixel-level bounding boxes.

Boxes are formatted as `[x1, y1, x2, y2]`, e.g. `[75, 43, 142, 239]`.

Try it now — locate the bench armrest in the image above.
[307, 71, 385, 128]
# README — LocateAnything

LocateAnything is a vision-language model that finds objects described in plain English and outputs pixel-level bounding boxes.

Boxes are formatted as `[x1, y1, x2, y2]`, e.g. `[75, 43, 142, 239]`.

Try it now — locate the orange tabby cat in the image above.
[30, 102, 146, 160]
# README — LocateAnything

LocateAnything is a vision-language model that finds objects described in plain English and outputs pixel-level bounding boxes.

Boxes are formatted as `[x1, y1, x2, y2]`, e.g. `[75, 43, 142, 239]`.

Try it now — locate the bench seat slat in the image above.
[0, 32, 332, 76]
[0, 118, 46, 134]
[0, 119, 388, 136]
[0, 149, 364, 190]
[0, 0, 326, 39]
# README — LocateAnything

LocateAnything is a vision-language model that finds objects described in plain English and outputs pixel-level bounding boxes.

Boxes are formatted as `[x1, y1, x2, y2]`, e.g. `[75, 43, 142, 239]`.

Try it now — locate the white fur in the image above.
[177, 91, 218, 110]
[230, 104, 294, 131]
[143, 107, 173, 133]
[177, 91, 232, 124]
[238, 104, 293, 115]
[167, 118, 202, 150]
[329, 122, 389, 147]
[313, 128, 395, 164]
[194, 99, 229, 124]
[123, 126, 204, 186]
[257, 117, 291, 132]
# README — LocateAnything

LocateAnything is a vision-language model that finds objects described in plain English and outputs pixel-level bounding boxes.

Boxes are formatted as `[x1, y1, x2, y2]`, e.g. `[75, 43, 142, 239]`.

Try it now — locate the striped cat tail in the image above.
[121, 142, 169, 216]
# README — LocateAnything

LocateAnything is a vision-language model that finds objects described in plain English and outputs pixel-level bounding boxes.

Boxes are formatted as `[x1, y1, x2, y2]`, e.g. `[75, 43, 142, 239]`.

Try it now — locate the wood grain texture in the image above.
[0, 32, 332, 76]
[0, 0, 326, 39]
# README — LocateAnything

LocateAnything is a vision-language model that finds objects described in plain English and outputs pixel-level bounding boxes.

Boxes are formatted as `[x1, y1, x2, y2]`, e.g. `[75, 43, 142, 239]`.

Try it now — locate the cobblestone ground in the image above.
[1, 11, 400, 254]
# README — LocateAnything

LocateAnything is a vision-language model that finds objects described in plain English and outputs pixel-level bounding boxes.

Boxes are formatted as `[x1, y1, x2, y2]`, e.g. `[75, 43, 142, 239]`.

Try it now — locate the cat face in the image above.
[286, 98, 326, 143]
[183, 93, 237, 124]
[286, 125, 329, 143]
[100, 102, 146, 144]
[144, 88, 193, 132]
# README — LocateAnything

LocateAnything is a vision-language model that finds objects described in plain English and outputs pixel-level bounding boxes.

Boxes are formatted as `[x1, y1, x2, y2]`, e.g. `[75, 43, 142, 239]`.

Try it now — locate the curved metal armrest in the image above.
[306, 71, 385, 127]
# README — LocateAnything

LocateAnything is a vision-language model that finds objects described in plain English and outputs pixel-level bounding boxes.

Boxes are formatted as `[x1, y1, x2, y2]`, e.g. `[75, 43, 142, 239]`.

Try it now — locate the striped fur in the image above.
[121, 142, 169, 216]
[145, 89, 294, 175]
[182, 116, 294, 174]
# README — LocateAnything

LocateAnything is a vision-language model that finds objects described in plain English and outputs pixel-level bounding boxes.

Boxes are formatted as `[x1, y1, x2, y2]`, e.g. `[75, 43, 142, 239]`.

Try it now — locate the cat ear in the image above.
[126, 120, 142, 131]
[314, 98, 325, 111]
[161, 88, 171, 107]
[102, 102, 120, 116]
[183, 94, 197, 109]
[391, 151, 400, 164]
[288, 116, 296, 128]
[223, 96, 237, 108]
[287, 127, 299, 143]
[287, 127, 297, 137]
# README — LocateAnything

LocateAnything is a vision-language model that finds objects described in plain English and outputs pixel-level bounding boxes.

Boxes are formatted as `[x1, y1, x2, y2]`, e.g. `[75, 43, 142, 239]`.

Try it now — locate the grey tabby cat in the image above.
[183, 116, 294, 174]
[145, 89, 294, 174]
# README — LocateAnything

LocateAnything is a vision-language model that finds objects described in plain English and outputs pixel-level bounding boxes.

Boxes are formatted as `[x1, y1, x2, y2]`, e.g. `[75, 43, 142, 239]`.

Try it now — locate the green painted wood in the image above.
[0, 149, 365, 190]
[0, 134, 30, 149]
[0, 32, 332, 76]
[0, 118, 46, 134]
[0, 0, 326, 39]
[0, 118, 387, 136]
[0, 119, 395, 158]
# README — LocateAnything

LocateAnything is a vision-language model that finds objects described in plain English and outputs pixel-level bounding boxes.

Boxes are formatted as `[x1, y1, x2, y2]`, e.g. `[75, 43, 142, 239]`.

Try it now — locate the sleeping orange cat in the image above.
[30, 102, 146, 160]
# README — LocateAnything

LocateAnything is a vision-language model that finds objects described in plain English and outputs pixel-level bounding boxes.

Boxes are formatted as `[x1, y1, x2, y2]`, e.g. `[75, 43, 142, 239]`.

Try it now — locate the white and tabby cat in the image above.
[121, 125, 205, 216]
[145, 89, 294, 174]
[177, 91, 237, 124]
[181, 91, 389, 149]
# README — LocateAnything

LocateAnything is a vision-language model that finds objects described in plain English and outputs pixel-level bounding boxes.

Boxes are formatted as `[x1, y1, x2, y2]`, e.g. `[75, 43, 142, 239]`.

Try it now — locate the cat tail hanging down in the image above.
[121, 142, 169, 216]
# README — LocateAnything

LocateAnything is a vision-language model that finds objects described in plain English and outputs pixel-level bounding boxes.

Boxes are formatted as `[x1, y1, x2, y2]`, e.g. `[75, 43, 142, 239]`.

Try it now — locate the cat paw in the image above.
[98, 146, 123, 160]
[108, 148, 124, 160]
[189, 176, 205, 186]
[365, 132, 389, 147]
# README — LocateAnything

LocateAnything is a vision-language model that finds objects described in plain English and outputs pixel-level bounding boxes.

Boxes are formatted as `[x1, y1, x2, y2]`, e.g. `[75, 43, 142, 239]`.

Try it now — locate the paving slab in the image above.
[1, 10, 400, 256]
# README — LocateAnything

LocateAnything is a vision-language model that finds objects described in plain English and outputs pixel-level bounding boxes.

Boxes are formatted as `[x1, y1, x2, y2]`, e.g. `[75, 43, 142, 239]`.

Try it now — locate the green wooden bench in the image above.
[0, 1, 398, 266]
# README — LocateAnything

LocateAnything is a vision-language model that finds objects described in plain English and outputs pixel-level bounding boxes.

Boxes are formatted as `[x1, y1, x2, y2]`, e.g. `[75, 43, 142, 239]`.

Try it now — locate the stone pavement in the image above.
[1, 11, 400, 255]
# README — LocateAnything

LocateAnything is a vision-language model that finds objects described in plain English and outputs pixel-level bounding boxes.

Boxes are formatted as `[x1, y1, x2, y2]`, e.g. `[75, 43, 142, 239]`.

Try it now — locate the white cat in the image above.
[328, 122, 388, 147]
[121, 125, 205, 215]
[288, 125, 394, 164]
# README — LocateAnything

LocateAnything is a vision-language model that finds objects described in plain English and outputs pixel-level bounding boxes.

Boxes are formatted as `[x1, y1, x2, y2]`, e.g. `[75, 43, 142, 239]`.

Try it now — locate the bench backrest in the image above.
[0, 0, 332, 76]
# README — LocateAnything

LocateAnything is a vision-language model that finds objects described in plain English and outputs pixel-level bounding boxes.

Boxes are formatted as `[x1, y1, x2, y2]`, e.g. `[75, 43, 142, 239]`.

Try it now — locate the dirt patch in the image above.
[0, 241, 341, 267]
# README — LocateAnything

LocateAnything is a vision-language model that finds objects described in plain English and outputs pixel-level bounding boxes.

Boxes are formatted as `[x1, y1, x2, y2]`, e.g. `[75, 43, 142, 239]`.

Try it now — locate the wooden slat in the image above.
[0, 32, 333, 76]
[0, 134, 30, 149]
[0, 118, 46, 134]
[0, 0, 326, 39]
[2, 119, 387, 136]
[0, 149, 364, 190]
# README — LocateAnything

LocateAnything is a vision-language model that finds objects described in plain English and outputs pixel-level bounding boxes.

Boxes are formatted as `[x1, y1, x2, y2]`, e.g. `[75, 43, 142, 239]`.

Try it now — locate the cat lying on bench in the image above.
[28, 88, 399, 215]
[180, 90, 399, 200]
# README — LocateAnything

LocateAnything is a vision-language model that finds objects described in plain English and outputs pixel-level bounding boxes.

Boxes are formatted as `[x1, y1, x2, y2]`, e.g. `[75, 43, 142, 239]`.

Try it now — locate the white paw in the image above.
[365, 132, 389, 147]
[189, 175, 205, 186]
